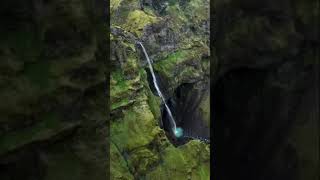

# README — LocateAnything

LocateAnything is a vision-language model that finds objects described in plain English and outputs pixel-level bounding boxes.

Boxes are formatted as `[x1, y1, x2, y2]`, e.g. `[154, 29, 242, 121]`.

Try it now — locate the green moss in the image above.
[185, 0, 209, 24]
[161, 50, 189, 64]
[110, 102, 161, 151]
[145, 141, 210, 180]
[110, 62, 164, 178]
[111, 70, 129, 94]
[140, 69, 161, 120]
[179, 66, 201, 79]
[166, 4, 188, 26]
[110, 70, 140, 98]
[111, 97, 134, 110]
[197, 164, 211, 179]
[110, 142, 135, 180]
[153, 47, 206, 95]
[128, 148, 160, 175]
[110, 0, 210, 178]
[201, 58, 210, 75]
[154, 50, 190, 77]
[123, 57, 139, 76]
[110, 0, 140, 25]
[165, 0, 209, 37]
[122, 10, 159, 37]
[110, 53, 148, 111]
[110, 0, 123, 14]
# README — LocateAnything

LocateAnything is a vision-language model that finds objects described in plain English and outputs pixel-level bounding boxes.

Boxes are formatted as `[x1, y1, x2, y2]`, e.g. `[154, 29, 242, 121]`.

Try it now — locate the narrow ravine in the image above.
[137, 42, 183, 138]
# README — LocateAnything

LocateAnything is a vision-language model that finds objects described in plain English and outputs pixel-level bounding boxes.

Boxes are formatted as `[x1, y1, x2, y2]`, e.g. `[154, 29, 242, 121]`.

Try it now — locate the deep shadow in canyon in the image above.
[146, 67, 210, 145]
[163, 82, 210, 145]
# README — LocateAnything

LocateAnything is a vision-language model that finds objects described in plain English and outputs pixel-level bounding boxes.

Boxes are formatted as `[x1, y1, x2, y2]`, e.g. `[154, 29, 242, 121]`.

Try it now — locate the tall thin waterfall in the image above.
[137, 42, 178, 135]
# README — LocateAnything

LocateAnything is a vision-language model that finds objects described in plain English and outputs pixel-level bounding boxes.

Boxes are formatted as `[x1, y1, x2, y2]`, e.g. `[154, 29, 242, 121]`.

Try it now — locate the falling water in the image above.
[137, 42, 179, 136]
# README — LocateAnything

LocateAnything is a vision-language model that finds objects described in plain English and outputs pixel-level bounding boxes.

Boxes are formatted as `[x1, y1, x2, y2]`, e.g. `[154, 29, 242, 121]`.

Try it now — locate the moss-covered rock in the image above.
[123, 10, 159, 37]
[154, 46, 209, 95]
[110, 0, 210, 179]
[146, 141, 210, 180]
[110, 142, 135, 180]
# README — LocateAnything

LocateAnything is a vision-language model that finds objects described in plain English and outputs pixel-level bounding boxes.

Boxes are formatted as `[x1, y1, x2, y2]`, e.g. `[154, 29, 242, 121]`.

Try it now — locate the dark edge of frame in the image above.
[210, 1, 320, 180]
[315, 0, 320, 176]
[90, 0, 110, 178]
[105, 0, 111, 179]
[210, 0, 216, 179]
[94, 0, 109, 179]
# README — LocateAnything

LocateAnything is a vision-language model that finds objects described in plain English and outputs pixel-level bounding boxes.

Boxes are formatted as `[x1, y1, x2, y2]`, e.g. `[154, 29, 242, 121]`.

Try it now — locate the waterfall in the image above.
[137, 42, 178, 135]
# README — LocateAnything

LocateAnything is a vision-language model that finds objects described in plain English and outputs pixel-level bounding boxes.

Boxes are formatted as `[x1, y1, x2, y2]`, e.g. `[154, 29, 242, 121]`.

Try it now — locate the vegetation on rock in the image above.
[110, 0, 210, 179]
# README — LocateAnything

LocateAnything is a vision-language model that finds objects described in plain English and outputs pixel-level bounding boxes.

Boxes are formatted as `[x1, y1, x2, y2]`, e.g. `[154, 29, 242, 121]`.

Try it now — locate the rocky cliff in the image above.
[110, 0, 211, 179]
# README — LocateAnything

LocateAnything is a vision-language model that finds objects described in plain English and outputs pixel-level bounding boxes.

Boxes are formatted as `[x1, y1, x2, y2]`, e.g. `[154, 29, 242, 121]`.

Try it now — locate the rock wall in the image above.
[110, 0, 211, 179]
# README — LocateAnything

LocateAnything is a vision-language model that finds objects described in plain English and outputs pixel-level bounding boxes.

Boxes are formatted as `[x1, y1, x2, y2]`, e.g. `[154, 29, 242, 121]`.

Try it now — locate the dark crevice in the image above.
[162, 82, 210, 146]
[144, 65, 210, 146]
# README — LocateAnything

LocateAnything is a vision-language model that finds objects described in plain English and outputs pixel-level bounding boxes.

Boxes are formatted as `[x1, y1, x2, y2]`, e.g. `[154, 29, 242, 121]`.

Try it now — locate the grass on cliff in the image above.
[153, 48, 204, 93]
[123, 10, 159, 37]
[146, 141, 210, 180]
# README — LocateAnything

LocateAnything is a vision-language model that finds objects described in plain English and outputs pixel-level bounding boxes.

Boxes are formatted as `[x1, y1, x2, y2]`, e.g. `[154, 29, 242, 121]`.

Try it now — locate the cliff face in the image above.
[213, 0, 319, 179]
[0, 0, 107, 179]
[110, 0, 211, 179]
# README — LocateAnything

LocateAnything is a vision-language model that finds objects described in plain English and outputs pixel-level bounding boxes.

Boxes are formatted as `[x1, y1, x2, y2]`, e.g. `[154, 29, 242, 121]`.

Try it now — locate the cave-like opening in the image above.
[162, 82, 210, 146]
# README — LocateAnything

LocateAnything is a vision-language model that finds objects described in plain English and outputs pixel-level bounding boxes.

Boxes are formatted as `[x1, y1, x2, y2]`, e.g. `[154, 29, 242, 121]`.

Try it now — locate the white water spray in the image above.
[137, 42, 179, 136]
